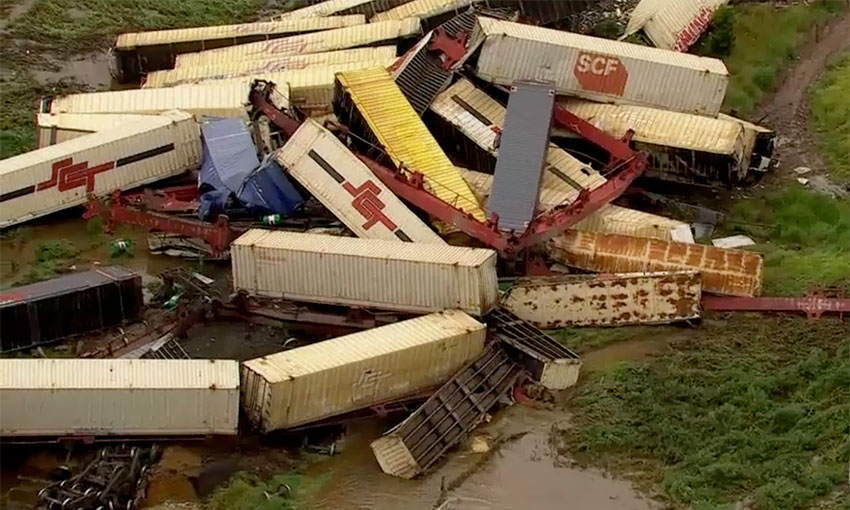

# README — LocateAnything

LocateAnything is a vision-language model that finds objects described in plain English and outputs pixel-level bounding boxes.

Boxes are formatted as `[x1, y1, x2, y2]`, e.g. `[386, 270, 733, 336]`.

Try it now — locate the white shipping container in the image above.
[0, 111, 200, 228]
[502, 272, 702, 328]
[371, 0, 475, 22]
[0, 359, 239, 437]
[36, 113, 155, 148]
[241, 310, 486, 431]
[231, 229, 498, 315]
[175, 19, 421, 68]
[472, 17, 729, 116]
[115, 15, 366, 49]
[276, 118, 444, 244]
[146, 46, 396, 87]
[624, 0, 729, 51]
[48, 81, 257, 119]
[278, 0, 402, 19]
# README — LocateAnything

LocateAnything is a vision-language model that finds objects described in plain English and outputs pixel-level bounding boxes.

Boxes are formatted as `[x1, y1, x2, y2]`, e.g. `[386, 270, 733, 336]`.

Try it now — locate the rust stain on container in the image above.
[502, 271, 701, 328]
[547, 231, 762, 297]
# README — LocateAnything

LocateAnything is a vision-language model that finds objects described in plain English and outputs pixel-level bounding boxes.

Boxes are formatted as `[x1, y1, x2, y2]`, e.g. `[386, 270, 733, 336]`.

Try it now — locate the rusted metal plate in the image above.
[547, 231, 762, 297]
[502, 272, 701, 328]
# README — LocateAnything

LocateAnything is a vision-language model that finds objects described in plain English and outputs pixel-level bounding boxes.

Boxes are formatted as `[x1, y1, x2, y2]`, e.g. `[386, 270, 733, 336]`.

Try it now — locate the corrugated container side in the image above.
[334, 67, 485, 221]
[275, 119, 445, 243]
[145, 58, 395, 90]
[458, 167, 690, 242]
[547, 231, 763, 297]
[371, 0, 474, 22]
[473, 17, 728, 116]
[48, 83, 252, 119]
[36, 113, 156, 148]
[241, 310, 486, 431]
[0, 359, 239, 437]
[230, 229, 498, 314]
[0, 266, 143, 351]
[501, 271, 702, 328]
[0, 111, 200, 228]
[371, 434, 421, 479]
[148, 46, 396, 87]
[115, 15, 366, 48]
[278, 0, 409, 19]
[175, 19, 421, 68]
[624, 0, 729, 51]
[559, 98, 744, 155]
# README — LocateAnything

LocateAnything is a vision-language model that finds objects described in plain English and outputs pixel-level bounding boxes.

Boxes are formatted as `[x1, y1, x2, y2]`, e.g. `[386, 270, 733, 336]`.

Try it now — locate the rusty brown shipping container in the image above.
[501, 272, 702, 328]
[0, 267, 143, 352]
[547, 231, 762, 297]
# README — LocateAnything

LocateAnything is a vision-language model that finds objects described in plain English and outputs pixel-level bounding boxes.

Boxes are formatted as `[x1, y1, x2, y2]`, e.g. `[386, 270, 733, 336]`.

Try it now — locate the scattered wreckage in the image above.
[1, 3, 846, 499]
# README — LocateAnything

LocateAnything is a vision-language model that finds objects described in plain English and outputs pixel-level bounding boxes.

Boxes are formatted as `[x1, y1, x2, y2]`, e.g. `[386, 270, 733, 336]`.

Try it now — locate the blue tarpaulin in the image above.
[198, 117, 302, 220]
[238, 155, 303, 216]
[199, 117, 259, 193]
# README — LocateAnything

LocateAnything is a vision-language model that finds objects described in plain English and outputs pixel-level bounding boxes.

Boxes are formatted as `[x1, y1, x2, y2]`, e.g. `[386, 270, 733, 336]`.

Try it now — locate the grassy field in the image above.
[716, 0, 845, 117]
[727, 185, 849, 296]
[206, 470, 328, 510]
[559, 315, 849, 510]
[810, 52, 850, 182]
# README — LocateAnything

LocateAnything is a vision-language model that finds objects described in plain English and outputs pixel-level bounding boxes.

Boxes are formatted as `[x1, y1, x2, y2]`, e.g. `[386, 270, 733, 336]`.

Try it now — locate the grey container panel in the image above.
[487, 81, 555, 232]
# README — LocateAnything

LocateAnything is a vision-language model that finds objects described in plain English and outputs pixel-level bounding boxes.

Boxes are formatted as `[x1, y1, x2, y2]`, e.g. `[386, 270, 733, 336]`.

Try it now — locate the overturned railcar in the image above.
[555, 99, 775, 186]
[0, 267, 143, 352]
[112, 16, 366, 82]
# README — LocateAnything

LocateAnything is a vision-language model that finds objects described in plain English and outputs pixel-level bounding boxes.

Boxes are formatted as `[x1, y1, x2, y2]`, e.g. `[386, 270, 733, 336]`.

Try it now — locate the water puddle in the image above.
[302, 405, 657, 510]
[31, 52, 114, 89]
[580, 338, 668, 372]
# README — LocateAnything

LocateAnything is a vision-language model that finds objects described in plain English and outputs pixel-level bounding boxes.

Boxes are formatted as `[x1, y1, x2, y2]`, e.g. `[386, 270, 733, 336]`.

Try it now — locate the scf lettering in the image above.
[576, 54, 620, 76]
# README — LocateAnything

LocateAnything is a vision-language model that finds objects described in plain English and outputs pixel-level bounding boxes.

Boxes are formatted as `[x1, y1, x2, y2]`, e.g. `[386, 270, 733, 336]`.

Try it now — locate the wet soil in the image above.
[757, 9, 850, 195]
[300, 405, 658, 510]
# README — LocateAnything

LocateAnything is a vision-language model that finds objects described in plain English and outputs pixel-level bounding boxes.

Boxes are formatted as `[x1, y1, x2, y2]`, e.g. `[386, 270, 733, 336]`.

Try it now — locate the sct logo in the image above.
[573, 52, 628, 96]
[37, 157, 115, 193]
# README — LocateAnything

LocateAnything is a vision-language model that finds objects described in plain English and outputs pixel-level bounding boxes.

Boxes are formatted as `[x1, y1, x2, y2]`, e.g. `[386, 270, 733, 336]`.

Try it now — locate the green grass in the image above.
[205, 470, 329, 510]
[552, 326, 666, 354]
[22, 239, 82, 283]
[809, 52, 850, 182]
[726, 185, 850, 295]
[559, 315, 849, 510]
[717, 0, 845, 117]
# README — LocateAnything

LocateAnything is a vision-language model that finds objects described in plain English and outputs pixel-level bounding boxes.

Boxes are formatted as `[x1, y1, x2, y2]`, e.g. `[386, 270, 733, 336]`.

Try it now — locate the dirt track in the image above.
[758, 9, 850, 188]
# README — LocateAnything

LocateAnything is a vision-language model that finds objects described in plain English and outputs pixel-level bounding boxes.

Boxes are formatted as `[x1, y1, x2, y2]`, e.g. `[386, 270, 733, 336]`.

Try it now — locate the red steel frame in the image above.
[702, 293, 850, 319]
[84, 191, 240, 255]
[251, 81, 646, 256]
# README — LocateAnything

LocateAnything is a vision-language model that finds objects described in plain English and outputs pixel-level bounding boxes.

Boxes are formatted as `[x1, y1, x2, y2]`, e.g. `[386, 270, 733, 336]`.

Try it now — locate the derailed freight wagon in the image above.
[470, 16, 729, 116]
[175, 19, 421, 68]
[0, 266, 143, 352]
[44, 82, 260, 119]
[241, 310, 486, 432]
[275, 118, 445, 244]
[556, 99, 775, 186]
[143, 46, 396, 88]
[0, 359, 239, 439]
[278, 0, 411, 19]
[36, 113, 155, 148]
[427, 79, 693, 242]
[501, 272, 702, 328]
[0, 111, 200, 228]
[231, 229, 499, 315]
[112, 15, 367, 82]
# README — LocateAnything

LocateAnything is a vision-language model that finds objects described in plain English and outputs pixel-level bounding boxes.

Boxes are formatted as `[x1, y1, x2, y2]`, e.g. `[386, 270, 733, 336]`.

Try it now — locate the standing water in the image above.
[301, 405, 658, 510]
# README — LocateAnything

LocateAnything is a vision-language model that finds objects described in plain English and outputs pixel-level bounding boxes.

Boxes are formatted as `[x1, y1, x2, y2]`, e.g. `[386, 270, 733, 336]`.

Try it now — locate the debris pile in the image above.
[2, 2, 849, 501]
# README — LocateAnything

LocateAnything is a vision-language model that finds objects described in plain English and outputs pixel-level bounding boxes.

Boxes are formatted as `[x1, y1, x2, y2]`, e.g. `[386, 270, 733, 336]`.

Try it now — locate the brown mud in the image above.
[757, 9, 850, 194]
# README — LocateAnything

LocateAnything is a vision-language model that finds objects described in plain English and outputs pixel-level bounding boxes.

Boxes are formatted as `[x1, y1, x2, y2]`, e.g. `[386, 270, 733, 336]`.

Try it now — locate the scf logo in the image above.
[573, 52, 628, 96]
